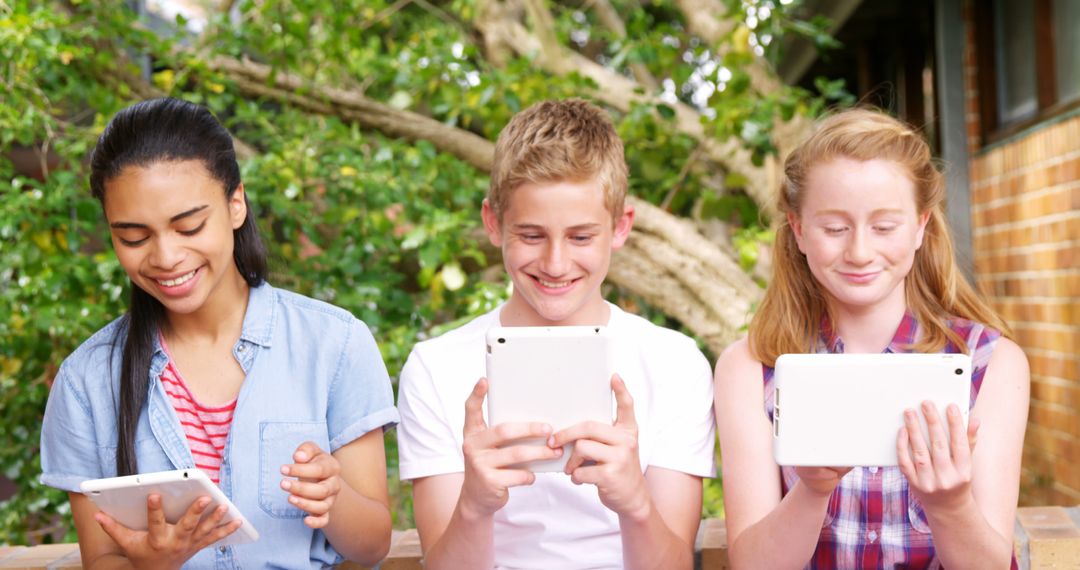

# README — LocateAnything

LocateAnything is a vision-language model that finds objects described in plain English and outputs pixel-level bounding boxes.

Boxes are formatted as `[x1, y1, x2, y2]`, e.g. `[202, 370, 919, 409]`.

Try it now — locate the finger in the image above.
[486, 442, 563, 469]
[921, 401, 952, 466]
[565, 439, 614, 466]
[281, 478, 334, 501]
[945, 404, 971, 467]
[175, 495, 212, 537]
[305, 514, 330, 529]
[493, 468, 537, 489]
[967, 415, 981, 454]
[903, 409, 935, 487]
[896, 426, 918, 482]
[292, 441, 325, 464]
[289, 494, 332, 516]
[94, 511, 138, 550]
[569, 465, 605, 486]
[193, 519, 242, 551]
[551, 421, 627, 448]
[194, 504, 229, 539]
[474, 421, 552, 449]
[463, 378, 489, 436]
[281, 460, 333, 482]
[612, 375, 636, 430]
[145, 494, 169, 538]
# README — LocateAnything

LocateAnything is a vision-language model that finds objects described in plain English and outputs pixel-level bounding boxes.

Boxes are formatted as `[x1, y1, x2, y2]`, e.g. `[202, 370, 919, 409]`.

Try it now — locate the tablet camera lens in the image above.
[183, 472, 189, 479]
[955, 368, 964, 375]
[498, 338, 505, 344]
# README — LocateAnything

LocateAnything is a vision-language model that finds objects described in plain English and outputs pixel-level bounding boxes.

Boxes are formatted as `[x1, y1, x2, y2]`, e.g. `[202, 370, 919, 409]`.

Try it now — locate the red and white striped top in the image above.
[159, 336, 237, 484]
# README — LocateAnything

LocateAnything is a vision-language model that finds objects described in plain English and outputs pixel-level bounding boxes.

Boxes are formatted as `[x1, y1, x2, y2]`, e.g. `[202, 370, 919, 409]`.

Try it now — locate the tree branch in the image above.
[587, 0, 660, 91]
[476, 0, 774, 214]
[209, 54, 759, 354]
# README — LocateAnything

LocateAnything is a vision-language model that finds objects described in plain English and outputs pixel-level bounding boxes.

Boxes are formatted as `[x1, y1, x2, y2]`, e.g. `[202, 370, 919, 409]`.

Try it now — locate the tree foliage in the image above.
[0, 0, 845, 544]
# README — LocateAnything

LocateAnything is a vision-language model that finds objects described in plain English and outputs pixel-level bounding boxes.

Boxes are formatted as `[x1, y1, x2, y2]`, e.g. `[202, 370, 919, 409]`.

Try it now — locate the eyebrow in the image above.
[813, 208, 906, 217]
[510, 223, 604, 231]
[110, 205, 210, 229]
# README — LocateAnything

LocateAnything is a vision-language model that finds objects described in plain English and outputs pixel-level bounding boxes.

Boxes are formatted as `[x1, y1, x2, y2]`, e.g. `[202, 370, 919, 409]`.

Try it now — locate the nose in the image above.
[148, 234, 186, 270]
[844, 228, 873, 266]
[539, 239, 571, 277]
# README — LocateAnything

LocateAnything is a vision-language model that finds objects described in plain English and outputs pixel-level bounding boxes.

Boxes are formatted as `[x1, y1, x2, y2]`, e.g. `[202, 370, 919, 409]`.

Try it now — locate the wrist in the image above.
[455, 492, 496, 524]
[922, 489, 978, 525]
[618, 488, 654, 525]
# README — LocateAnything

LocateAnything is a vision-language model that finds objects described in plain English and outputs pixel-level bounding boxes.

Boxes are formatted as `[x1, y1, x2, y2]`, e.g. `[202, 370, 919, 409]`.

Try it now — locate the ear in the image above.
[914, 210, 931, 250]
[481, 199, 503, 247]
[610, 204, 635, 250]
[787, 211, 807, 254]
[229, 183, 248, 230]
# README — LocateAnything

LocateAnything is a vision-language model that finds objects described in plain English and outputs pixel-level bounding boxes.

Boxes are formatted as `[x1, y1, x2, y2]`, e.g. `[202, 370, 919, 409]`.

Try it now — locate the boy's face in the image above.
[482, 179, 633, 326]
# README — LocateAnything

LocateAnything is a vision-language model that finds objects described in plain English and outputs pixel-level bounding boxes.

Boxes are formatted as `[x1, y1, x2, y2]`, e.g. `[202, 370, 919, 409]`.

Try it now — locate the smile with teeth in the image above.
[156, 269, 197, 287]
[537, 277, 574, 289]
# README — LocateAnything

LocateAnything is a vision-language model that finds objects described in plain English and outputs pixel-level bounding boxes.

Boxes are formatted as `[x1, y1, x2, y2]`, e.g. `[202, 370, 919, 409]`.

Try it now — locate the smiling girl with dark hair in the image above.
[41, 98, 398, 569]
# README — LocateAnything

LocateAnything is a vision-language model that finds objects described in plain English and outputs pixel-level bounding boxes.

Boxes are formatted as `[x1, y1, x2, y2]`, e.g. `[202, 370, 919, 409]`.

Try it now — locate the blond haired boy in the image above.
[397, 99, 715, 569]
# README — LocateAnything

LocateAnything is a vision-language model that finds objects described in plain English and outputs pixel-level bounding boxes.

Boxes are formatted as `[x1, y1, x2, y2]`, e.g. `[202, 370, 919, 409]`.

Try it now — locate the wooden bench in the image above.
[2, 507, 1077, 569]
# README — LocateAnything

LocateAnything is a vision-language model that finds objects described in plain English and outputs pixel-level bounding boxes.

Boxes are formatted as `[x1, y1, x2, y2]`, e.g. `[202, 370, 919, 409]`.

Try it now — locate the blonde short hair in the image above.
[488, 99, 628, 222]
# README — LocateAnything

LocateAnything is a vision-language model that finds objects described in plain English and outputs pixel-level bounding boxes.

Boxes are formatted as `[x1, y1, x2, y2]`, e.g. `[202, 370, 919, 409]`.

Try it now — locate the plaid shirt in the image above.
[762, 313, 1012, 569]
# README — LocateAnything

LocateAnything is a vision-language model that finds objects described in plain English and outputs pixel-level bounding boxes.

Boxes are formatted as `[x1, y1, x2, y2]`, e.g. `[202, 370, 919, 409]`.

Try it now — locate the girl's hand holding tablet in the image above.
[93, 493, 241, 570]
[792, 466, 853, 497]
[897, 401, 982, 513]
[280, 441, 346, 529]
[550, 375, 648, 519]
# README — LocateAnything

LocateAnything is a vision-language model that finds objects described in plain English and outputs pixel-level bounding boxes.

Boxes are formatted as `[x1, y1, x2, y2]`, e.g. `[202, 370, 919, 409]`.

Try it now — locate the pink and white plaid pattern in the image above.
[762, 313, 1014, 569]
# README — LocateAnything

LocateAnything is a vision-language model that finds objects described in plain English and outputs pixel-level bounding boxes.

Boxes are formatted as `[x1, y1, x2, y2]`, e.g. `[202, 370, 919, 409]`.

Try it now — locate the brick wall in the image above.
[962, 1, 1080, 507]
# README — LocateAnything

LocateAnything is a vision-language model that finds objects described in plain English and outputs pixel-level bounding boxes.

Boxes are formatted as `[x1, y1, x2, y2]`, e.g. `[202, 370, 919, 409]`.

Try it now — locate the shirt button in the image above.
[237, 344, 246, 353]
[868, 530, 878, 542]
[869, 466, 878, 473]
[219, 546, 227, 553]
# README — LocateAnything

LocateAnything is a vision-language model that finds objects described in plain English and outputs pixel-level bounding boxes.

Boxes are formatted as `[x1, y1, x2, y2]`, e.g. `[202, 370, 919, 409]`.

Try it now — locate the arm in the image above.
[715, 339, 843, 569]
[70, 491, 239, 570]
[897, 338, 1029, 570]
[415, 379, 560, 570]
[619, 467, 702, 569]
[281, 428, 393, 566]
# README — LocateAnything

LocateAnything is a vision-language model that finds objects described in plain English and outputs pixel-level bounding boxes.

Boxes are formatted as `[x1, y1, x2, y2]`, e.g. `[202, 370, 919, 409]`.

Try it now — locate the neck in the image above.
[499, 293, 611, 327]
[165, 269, 250, 345]
[828, 283, 908, 353]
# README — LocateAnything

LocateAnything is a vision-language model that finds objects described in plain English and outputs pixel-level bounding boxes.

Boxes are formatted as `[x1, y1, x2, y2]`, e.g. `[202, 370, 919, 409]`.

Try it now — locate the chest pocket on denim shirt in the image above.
[259, 420, 330, 518]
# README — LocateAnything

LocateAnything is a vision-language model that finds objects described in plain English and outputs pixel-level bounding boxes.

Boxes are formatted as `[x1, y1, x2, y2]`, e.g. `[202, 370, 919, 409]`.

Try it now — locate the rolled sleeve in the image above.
[326, 318, 399, 453]
[40, 366, 103, 492]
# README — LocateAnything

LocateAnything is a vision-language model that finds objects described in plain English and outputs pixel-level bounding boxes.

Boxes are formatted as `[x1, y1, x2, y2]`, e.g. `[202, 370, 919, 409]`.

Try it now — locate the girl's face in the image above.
[103, 160, 247, 316]
[790, 157, 930, 314]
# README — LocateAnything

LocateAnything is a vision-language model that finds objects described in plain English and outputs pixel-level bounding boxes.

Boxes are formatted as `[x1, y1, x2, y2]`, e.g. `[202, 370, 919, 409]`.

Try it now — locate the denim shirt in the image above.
[40, 283, 399, 569]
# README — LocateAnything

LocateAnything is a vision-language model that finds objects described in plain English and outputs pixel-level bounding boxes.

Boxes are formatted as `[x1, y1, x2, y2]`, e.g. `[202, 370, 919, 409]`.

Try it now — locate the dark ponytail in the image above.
[89, 98, 267, 475]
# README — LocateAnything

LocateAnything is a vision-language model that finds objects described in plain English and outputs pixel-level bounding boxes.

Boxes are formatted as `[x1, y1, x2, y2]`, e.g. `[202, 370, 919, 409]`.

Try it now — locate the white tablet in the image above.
[80, 469, 259, 546]
[485, 325, 614, 472]
[772, 353, 972, 467]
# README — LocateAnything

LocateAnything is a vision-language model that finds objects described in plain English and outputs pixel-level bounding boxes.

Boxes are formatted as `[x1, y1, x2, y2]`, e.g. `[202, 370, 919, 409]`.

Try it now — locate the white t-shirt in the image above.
[397, 302, 716, 570]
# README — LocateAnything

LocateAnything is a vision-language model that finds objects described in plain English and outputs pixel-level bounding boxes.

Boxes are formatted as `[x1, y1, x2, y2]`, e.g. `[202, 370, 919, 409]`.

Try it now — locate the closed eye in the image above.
[118, 236, 149, 247]
[178, 220, 207, 236]
[823, 226, 847, 235]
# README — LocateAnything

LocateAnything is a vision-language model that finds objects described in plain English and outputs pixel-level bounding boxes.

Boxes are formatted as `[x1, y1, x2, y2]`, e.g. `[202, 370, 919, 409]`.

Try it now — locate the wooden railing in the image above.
[2, 507, 1078, 569]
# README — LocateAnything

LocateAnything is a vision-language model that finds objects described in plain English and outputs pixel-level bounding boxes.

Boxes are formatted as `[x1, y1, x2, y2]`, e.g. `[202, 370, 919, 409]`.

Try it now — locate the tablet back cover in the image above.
[772, 353, 971, 467]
